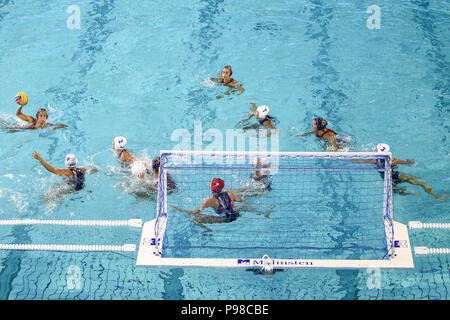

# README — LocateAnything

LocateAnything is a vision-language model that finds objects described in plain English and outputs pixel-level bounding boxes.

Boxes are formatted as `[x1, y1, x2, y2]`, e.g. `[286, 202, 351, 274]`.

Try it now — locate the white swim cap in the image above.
[65, 154, 78, 167]
[256, 105, 269, 119]
[131, 160, 148, 177]
[114, 136, 127, 150]
[375, 143, 390, 153]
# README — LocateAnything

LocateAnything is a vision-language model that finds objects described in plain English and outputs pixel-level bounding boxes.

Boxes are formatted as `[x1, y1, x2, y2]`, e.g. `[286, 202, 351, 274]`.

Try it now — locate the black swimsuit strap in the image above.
[118, 149, 127, 159]
[214, 192, 233, 213]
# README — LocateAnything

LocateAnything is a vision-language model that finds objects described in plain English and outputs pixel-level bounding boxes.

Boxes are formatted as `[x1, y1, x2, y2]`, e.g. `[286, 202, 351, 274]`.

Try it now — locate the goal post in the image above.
[137, 150, 413, 269]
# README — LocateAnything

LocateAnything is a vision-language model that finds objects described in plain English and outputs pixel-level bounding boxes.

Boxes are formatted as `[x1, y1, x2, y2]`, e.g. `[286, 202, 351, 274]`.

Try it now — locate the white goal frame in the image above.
[136, 150, 413, 269]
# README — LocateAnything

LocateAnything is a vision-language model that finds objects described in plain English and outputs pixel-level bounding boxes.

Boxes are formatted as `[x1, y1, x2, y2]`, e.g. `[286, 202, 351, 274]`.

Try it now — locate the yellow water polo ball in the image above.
[15, 92, 28, 105]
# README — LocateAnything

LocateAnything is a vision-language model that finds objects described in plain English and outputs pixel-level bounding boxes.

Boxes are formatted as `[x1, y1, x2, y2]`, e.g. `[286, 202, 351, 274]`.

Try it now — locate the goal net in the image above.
[151, 150, 396, 264]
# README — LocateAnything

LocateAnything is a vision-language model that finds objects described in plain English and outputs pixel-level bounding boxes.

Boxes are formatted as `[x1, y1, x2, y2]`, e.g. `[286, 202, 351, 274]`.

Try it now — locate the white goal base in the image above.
[136, 220, 414, 269]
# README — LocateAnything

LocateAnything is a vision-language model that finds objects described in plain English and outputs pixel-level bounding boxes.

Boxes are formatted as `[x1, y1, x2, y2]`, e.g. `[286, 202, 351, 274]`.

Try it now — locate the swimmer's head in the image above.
[113, 136, 127, 150]
[152, 156, 161, 171]
[65, 154, 78, 168]
[256, 105, 269, 119]
[15, 92, 28, 105]
[313, 117, 327, 130]
[211, 178, 224, 194]
[36, 108, 48, 121]
[222, 65, 232, 77]
[375, 143, 390, 153]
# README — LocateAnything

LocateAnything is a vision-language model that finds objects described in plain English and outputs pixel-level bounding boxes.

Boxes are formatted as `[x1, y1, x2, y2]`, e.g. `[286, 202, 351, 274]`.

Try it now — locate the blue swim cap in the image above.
[315, 117, 327, 130]
[152, 157, 161, 170]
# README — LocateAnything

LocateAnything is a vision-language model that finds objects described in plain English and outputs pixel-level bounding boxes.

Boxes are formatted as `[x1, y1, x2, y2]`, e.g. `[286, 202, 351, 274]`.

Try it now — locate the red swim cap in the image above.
[210, 178, 224, 193]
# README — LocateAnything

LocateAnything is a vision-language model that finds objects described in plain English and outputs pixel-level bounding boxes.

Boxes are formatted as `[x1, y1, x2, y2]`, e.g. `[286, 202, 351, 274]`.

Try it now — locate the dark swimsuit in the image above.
[258, 115, 274, 126]
[67, 168, 85, 191]
[376, 159, 401, 185]
[214, 192, 239, 222]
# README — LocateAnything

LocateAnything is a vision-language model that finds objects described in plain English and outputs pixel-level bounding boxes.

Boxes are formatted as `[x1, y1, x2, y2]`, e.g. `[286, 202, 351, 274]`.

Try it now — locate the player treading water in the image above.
[170, 178, 242, 225]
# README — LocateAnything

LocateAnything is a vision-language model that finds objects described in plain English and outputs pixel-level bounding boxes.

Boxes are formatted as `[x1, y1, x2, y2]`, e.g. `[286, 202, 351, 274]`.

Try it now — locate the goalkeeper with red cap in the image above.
[170, 178, 243, 226]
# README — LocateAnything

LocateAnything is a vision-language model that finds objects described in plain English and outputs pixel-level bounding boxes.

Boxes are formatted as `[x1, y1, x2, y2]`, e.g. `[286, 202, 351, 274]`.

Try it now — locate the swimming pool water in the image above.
[0, 0, 449, 300]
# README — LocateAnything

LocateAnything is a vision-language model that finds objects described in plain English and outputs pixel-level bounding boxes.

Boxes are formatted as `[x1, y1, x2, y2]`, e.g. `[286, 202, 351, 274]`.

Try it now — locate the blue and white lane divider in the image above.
[415, 247, 450, 255]
[0, 244, 136, 252]
[409, 221, 450, 255]
[0, 219, 142, 227]
[0, 219, 141, 252]
[409, 221, 450, 229]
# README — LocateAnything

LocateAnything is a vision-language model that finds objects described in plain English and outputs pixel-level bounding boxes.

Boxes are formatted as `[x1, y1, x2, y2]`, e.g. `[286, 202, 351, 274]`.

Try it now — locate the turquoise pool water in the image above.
[0, 0, 449, 300]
